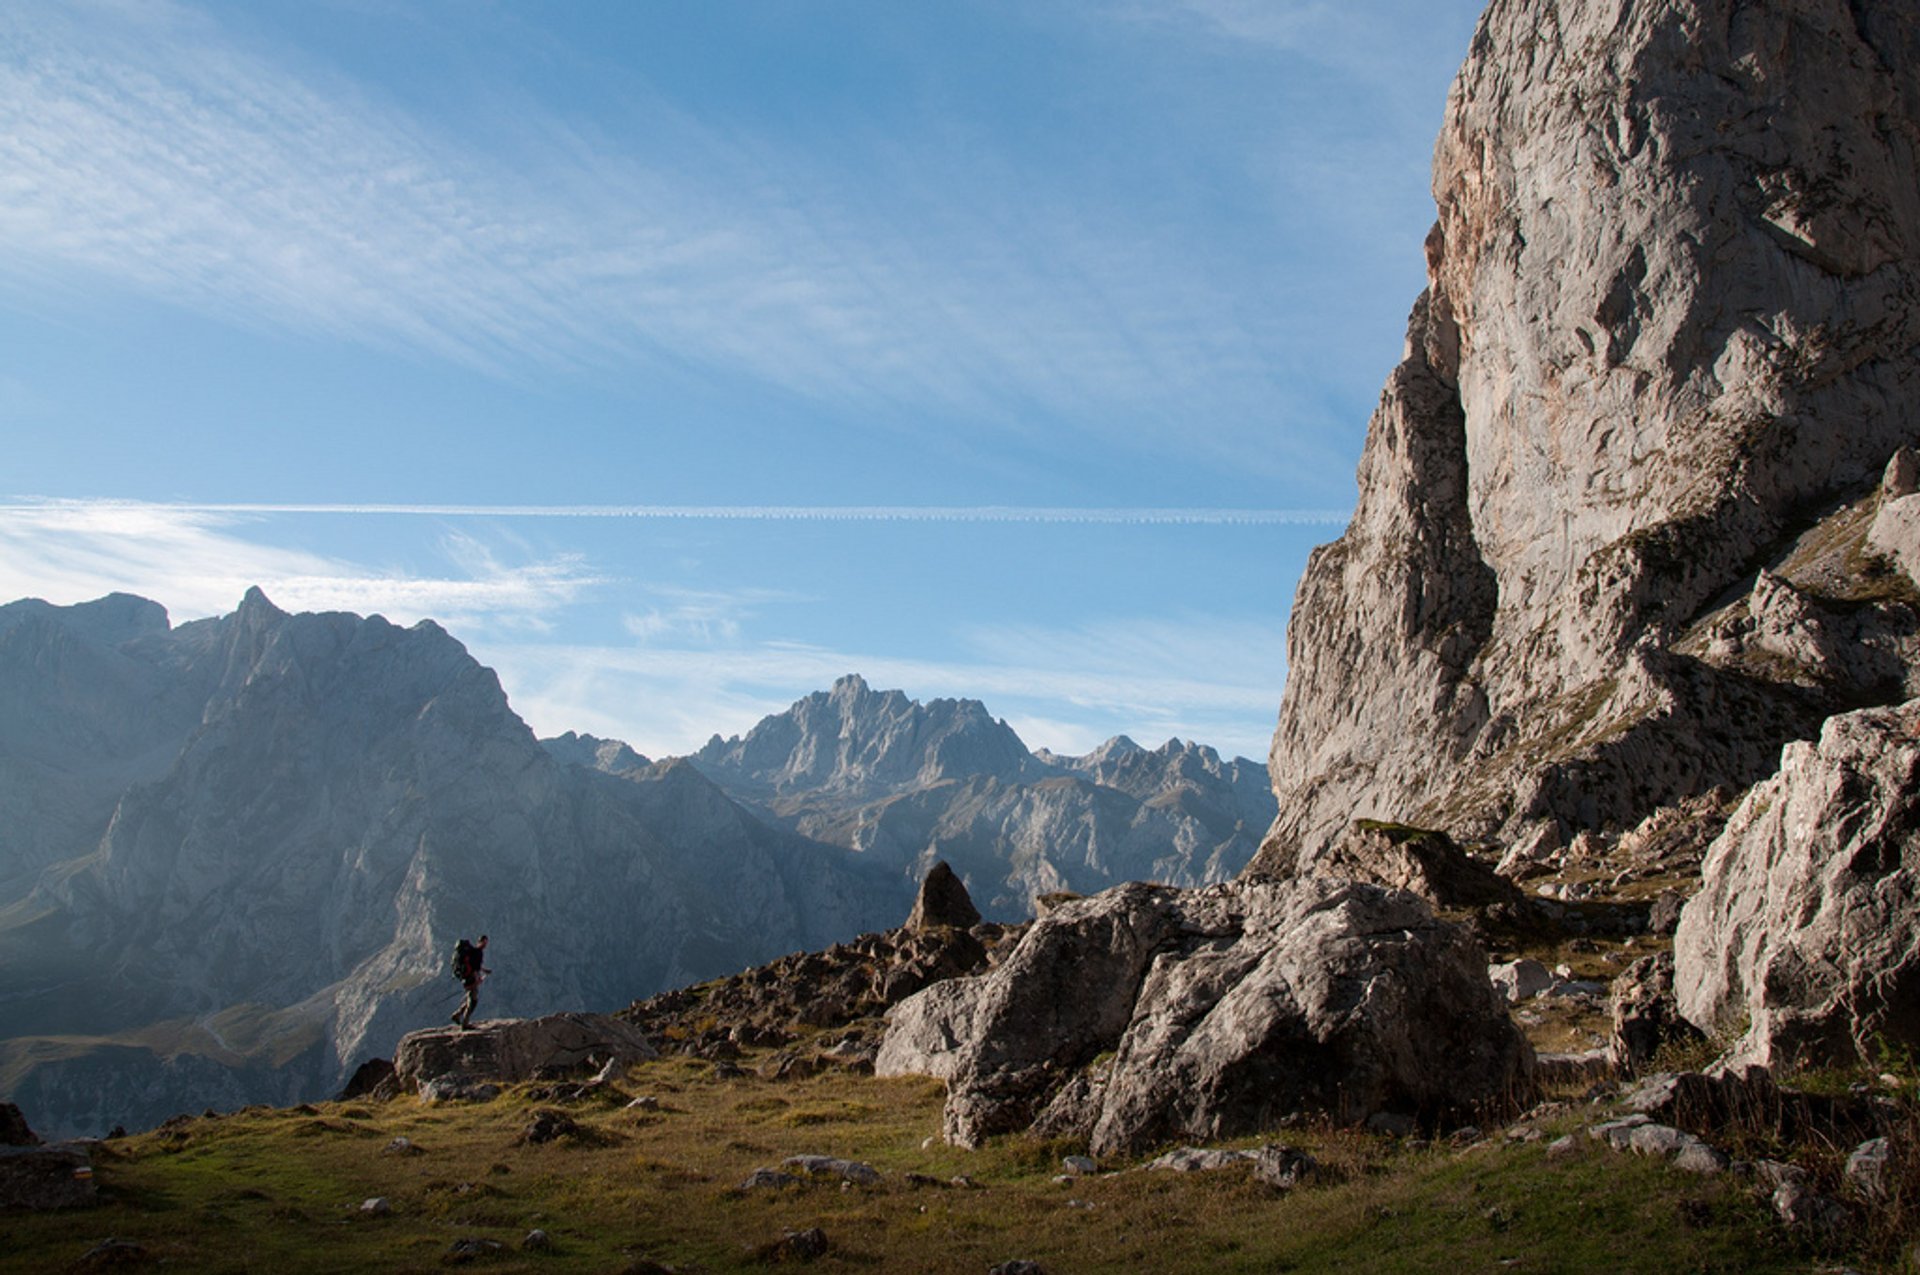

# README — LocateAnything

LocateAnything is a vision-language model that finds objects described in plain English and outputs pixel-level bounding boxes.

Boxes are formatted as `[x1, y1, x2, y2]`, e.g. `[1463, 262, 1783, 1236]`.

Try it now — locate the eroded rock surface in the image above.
[1674, 701, 1920, 1068]
[1264, 0, 1920, 862]
[880, 876, 1532, 1156]
[393, 1013, 656, 1092]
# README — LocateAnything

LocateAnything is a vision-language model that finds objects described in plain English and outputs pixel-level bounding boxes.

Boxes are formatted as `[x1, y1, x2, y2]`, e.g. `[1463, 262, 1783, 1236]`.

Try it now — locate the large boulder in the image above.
[0, 1142, 95, 1210]
[1254, 821, 1520, 909]
[879, 876, 1532, 1156]
[394, 1012, 656, 1091]
[1674, 701, 1920, 1068]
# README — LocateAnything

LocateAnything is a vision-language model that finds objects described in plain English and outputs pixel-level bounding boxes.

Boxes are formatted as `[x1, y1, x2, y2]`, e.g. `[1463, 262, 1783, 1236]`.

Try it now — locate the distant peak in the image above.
[236, 585, 285, 619]
[830, 673, 871, 697]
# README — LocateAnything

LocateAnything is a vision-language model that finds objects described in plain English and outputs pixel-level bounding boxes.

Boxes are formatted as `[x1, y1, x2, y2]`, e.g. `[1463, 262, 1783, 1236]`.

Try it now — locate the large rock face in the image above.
[1261, 0, 1920, 861]
[878, 877, 1532, 1156]
[0, 591, 905, 1137]
[694, 677, 1278, 917]
[1674, 700, 1920, 1068]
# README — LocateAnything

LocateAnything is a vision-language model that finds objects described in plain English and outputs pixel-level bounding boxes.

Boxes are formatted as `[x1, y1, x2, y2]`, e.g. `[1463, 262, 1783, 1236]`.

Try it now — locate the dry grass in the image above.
[0, 1046, 1815, 1274]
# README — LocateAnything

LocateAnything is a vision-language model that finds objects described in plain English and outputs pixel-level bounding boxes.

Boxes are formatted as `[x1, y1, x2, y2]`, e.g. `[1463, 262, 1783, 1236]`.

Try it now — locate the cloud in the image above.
[0, 500, 1352, 527]
[0, 502, 601, 629]
[483, 616, 1283, 764]
[0, 0, 1358, 474]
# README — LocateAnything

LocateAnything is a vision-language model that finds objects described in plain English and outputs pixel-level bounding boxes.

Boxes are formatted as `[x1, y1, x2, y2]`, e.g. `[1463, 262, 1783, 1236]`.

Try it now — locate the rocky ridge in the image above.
[0, 590, 905, 1137]
[692, 675, 1277, 917]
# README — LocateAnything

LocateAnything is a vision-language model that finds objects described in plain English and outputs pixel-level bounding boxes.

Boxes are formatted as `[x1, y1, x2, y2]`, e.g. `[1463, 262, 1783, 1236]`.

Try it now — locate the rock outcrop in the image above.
[1258, 820, 1521, 910]
[393, 1013, 657, 1092]
[1674, 700, 1920, 1068]
[1261, 0, 1920, 862]
[878, 876, 1532, 1156]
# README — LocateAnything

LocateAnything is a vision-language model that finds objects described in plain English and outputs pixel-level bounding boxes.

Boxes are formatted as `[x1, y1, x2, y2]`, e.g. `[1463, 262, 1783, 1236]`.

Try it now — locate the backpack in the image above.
[450, 939, 476, 981]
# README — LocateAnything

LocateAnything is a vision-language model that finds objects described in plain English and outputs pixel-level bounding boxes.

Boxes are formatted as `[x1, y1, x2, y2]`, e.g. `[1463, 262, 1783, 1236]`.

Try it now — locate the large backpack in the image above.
[450, 939, 476, 981]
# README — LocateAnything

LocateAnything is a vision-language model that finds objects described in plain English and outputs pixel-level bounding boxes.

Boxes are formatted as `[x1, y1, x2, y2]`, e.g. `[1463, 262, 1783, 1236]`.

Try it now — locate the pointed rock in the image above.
[905, 861, 981, 932]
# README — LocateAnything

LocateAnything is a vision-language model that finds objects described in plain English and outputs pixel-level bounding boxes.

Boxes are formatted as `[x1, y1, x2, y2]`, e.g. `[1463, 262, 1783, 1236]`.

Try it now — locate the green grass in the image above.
[0, 1050, 1820, 1274]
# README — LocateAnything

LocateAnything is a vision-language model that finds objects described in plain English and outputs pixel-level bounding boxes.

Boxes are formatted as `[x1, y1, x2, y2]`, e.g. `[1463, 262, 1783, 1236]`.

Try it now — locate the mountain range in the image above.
[0, 593, 1270, 1136]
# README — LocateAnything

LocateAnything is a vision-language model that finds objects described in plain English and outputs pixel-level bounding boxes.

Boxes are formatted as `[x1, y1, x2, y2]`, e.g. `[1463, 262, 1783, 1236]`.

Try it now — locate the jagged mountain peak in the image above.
[690, 674, 1038, 798]
[542, 730, 651, 775]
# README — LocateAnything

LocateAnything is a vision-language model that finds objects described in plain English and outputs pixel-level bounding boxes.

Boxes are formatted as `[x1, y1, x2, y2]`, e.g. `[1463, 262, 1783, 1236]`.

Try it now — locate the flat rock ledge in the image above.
[394, 1012, 657, 1094]
[0, 1141, 97, 1210]
[879, 875, 1533, 1156]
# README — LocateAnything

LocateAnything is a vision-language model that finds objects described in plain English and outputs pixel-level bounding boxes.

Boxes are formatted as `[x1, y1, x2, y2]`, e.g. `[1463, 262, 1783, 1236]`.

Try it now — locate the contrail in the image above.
[0, 500, 1353, 527]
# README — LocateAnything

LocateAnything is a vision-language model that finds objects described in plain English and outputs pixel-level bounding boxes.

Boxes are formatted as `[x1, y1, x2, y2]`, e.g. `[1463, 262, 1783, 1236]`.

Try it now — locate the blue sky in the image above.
[0, 0, 1484, 761]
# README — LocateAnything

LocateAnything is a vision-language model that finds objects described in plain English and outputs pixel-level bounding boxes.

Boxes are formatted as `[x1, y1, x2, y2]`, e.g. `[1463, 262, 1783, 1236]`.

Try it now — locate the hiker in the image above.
[450, 934, 489, 1030]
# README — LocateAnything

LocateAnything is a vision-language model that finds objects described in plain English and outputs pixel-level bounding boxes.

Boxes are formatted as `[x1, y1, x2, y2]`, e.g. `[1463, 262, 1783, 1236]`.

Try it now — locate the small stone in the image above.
[383, 1135, 421, 1156]
[988, 1262, 1047, 1275]
[1066, 1198, 1095, 1209]
[761, 1226, 829, 1262]
[1544, 1134, 1579, 1160]
[522, 1228, 551, 1251]
[736, 1168, 800, 1191]
[1773, 1180, 1847, 1233]
[627, 1096, 661, 1112]
[1845, 1137, 1891, 1200]
[1061, 1154, 1097, 1175]
[784, 1154, 880, 1185]
[360, 1196, 391, 1215]
[1588, 1114, 1650, 1149]
[446, 1237, 506, 1263]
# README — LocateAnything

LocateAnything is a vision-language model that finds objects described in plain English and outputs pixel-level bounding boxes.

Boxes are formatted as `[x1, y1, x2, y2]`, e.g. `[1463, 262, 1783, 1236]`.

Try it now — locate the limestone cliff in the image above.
[1259, 0, 1920, 863]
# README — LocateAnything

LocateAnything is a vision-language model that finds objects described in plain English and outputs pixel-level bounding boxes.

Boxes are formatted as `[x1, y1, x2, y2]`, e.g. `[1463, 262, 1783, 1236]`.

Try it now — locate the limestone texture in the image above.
[1674, 700, 1920, 1067]
[879, 876, 1531, 1156]
[393, 1013, 657, 1091]
[1260, 0, 1920, 863]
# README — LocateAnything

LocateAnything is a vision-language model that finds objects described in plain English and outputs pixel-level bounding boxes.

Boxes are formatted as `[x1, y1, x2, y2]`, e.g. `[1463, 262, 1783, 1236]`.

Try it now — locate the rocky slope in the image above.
[1259, 0, 1920, 865]
[0, 590, 905, 1137]
[689, 676, 1277, 917]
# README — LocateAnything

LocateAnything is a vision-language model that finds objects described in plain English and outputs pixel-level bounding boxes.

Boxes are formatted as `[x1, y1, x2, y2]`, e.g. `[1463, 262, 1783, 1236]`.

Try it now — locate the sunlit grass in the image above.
[0, 1049, 1805, 1274]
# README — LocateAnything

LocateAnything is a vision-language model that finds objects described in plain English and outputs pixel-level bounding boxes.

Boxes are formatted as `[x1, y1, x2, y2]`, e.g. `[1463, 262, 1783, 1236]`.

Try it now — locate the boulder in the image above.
[394, 1012, 656, 1092]
[0, 1141, 96, 1210]
[880, 876, 1532, 1155]
[1255, 822, 1520, 909]
[1674, 701, 1920, 1068]
[1608, 952, 1704, 1075]
[1489, 959, 1555, 1004]
[905, 860, 982, 932]
[0, 1103, 40, 1147]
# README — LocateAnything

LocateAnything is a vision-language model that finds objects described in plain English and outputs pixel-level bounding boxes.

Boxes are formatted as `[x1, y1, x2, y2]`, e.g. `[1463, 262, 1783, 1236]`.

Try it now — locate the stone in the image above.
[783, 1155, 880, 1185]
[395, 1013, 657, 1093]
[1488, 959, 1555, 1004]
[881, 875, 1531, 1155]
[758, 1226, 829, 1263]
[1144, 1147, 1244, 1173]
[1647, 893, 1686, 938]
[1259, 822, 1520, 909]
[337, 1058, 398, 1101]
[1625, 1123, 1728, 1173]
[383, 1135, 423, 1156]
[446, 1237, 506, 1263]
[906, 860, 983, 932]
[418, 1076, 500, 1105]
[627, 1096, 661, 1112]
[736, 1168, 800, 1191]
[360, 1196, 391, 1216]
[1845, 1137, 1892, 1200]
[988, 1264, 1047, 1275]
[1772, 1180, 1847, 1234]
[1608, 953, 1705, 1076]
[0, 1103, 41, 1147]
[1259, 0, 1920, 870]
[522, 1229, 551, 1251]
[517, 1109, 588, 1145]
[1589, 1115, 1652, 1150]
[1060, 1155, 1097, 1175]
[0, 1141, 97, 1210]
[1675, 702, 1920, 1069]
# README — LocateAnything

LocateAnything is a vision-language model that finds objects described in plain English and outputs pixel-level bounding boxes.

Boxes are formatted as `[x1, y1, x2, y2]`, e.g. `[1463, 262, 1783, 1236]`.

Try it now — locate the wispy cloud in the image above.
[0, 502, 600, 629]
[0, 0, 1341, 471]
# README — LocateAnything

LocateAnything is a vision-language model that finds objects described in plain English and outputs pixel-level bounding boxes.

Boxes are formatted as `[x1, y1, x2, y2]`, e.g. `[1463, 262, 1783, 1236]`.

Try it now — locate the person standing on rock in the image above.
[450, 934, 489, 1030]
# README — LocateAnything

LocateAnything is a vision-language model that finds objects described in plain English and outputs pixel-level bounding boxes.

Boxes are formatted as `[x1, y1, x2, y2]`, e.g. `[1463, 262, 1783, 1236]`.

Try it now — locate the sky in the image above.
[0, 0, 1487, 763]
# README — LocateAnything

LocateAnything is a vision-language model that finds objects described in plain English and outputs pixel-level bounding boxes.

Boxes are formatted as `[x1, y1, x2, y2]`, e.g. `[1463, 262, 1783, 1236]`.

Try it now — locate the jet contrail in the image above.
[0, 500, 1352, 527]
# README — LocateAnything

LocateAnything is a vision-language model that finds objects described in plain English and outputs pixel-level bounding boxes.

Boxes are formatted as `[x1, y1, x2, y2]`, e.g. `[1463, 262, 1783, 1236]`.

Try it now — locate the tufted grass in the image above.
[0, 1043, 1824, 1274]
